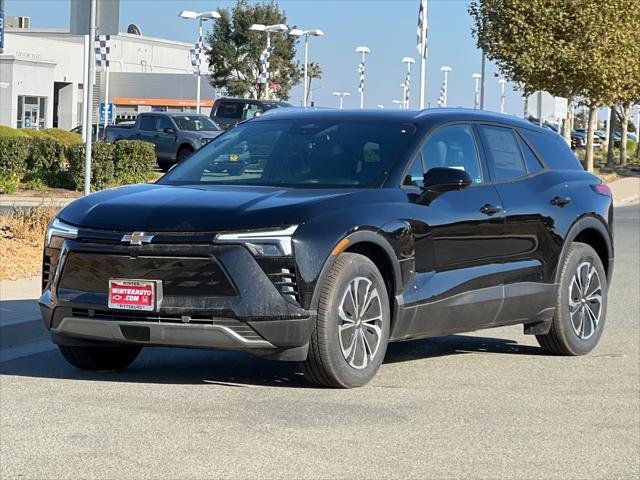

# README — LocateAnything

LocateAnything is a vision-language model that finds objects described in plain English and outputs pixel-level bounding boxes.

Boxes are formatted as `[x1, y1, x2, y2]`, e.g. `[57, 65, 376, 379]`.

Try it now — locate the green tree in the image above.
[205, 0, 301, 100]
[469, 0, 640, 172]
[305, 62, 322, 105]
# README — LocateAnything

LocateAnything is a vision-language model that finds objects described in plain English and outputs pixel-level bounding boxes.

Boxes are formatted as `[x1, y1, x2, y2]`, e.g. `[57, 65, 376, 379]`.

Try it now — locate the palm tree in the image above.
[305, 62, 323, 105]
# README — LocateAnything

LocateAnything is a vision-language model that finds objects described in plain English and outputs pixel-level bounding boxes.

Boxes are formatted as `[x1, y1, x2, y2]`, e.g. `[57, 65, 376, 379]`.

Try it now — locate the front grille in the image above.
[71, 308, 263, 341]
[42, 254, 52, 291]
[256, 257, 300, 304]
[59, 253, 236, 297]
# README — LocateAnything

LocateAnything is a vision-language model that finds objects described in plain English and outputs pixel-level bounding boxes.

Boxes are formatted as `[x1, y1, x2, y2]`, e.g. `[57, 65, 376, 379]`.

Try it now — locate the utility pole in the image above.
[479, 51, 486, 109]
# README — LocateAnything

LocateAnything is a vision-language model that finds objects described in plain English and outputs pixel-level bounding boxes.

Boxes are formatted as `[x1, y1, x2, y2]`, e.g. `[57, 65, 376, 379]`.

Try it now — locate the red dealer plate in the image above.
[108, 280, 156, 311]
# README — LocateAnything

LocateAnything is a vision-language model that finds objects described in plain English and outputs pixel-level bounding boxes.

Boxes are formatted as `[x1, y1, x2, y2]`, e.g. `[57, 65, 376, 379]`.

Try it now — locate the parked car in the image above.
[105, 112, 223, 171]
[41, 109, 613, 388]
[210, 97, 293, 130]
[70, 124, 104, 141]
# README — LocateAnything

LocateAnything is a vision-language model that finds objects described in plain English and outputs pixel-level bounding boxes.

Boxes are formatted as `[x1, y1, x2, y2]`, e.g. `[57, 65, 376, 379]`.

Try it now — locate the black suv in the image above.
[209, 97, 293, 130]
[41, 109, 613, 388]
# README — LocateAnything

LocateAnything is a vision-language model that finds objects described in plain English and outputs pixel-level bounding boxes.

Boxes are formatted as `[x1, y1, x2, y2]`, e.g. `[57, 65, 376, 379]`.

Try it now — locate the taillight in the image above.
[590, 183, 611, 197]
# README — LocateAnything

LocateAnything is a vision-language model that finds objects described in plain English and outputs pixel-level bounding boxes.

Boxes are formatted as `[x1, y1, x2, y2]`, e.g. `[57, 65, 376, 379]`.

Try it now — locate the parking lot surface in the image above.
[1, 206, 638, 479]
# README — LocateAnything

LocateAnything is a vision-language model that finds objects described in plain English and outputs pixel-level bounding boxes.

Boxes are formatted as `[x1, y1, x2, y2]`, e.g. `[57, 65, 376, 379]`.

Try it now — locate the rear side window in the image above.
[517, 135, 544, 174]
[479, 125, 527, 181]
[519, 129, 582, 170]
[216, 102, 244, 119]
[139, 116, 156, 131]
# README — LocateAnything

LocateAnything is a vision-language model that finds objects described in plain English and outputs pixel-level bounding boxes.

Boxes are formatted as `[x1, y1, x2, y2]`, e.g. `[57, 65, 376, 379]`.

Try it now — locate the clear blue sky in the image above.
[7, 0, 526, 113]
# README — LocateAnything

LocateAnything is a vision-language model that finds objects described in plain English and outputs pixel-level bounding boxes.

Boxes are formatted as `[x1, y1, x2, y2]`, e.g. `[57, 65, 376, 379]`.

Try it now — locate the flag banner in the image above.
[404, 71, 411, 103]
[416, 0, 428, 59]
[94, 34, 111, 68]
[258, 46, 271, 84]
[358, 62, 365, 93]
[190, 35, 203, 76]
[437, 80, 446, 107]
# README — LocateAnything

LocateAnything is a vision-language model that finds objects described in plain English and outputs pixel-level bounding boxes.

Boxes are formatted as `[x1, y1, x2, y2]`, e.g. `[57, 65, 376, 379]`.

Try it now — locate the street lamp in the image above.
[250, 23, 289, 100]
[439, 65, 452, 107]
[402, 57, 415, 109]
[498, 78, 507, 114]
[332, 91, 351, 109]
[356, 46, 370, 109]
[289, 28, 324, 107]
[179, 10, 221, 114]
[472, 73, 482, 109]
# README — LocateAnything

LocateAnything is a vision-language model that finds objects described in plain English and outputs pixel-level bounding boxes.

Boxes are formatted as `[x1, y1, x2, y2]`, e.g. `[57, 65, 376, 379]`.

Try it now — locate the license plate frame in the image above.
[108, 279, 162, 312]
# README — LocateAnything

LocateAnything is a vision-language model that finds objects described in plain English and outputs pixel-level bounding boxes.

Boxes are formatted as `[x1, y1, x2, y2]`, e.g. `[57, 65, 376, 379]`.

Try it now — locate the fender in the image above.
[308, 228, 406, 315]
[554, 213, 614, 283]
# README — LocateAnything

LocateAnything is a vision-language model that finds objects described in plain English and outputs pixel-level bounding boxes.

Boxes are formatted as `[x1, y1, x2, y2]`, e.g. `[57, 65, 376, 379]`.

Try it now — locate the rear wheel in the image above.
[177, 146, 193, 164]
[301, 253, 390, 388]
[59, 345, 141, 371]
[536, 242, 608, 355]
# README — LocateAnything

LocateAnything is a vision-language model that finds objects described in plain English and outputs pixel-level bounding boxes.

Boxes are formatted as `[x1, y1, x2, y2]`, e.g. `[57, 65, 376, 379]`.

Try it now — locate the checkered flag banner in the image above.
[416, 0, 428, 60]
[258, 47, 271, 84]
[190, 36, 203, 76]
[437, 79, 446, 107]
[358, 62, 365, 94]
[94, 35, 111, 68]
[404, 71, 411, 104]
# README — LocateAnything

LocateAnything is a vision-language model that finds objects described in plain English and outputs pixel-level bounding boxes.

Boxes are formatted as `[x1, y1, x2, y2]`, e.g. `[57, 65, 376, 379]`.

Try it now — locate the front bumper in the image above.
[40, 239, 315, 360]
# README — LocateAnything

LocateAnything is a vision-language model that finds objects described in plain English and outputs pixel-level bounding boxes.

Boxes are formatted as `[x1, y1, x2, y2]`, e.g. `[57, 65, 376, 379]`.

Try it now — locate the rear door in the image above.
[401, 123, 507, 337]
[476, 124, 575, 324]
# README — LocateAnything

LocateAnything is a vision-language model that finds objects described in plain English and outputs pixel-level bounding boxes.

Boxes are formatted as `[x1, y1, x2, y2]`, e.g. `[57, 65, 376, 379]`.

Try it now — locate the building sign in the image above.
[99, 103, 114, 124]
[70, 0, 120, 36]
[112, 97, 214, 107]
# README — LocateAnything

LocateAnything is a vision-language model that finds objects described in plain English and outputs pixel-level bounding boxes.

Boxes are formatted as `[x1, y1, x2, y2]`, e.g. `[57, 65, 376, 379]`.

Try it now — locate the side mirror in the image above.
[163, 127, 176, 135]
[417, 167, 473, 204]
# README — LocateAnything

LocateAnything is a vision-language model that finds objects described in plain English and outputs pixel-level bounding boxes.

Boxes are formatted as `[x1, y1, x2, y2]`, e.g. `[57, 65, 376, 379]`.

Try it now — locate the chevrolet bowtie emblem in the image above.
[122, 231, 154, 246]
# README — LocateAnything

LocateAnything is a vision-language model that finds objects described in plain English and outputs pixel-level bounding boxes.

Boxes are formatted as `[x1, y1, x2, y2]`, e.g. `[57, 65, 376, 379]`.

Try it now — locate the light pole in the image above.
[289, 28, 324, 107]
[402, 57, 415, 109]
[472, 73, 481, 109]
[332, 91, 351, 109]
[400, 83, 407, 109]
[498, 78, 507, 114]
[179, 10, 220, 114]
[356, 46, 370, 109]
[250, 23, 289, 100]
[440, 66, 452, 107]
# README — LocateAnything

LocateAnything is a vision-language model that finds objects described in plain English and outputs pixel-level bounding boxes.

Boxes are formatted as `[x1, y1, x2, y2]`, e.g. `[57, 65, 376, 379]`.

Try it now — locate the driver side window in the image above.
[421, 124, 483, 184]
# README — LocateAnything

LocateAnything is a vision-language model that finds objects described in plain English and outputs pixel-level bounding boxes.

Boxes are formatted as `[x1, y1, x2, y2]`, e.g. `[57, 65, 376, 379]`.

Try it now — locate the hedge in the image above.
[0, 130, 156, 192]
[113, 140, 157, 185]
[66, 142, 116, 191]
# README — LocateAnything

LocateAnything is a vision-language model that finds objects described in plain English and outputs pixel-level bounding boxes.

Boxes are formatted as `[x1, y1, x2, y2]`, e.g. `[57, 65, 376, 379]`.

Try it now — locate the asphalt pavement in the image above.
[1, 205, 639, 479]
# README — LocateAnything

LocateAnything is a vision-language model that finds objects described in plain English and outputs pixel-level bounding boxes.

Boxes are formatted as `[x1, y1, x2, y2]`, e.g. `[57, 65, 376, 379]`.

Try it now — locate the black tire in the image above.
[536, 242, 608, 356]
[301, 252, 390, 388]
[177, 146, 193, 163]
[58, 345, 142, 371]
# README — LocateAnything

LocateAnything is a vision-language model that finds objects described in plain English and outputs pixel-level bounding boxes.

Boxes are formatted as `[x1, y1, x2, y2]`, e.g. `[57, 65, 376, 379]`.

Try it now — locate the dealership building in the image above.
[0, 20, 217, 130]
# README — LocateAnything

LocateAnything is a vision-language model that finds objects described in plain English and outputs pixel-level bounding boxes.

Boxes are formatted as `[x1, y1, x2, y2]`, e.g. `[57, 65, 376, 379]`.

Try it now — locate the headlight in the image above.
[200, 138, 213, 146]
[215, 225, 298, 256]
[46, 218, 78, 246]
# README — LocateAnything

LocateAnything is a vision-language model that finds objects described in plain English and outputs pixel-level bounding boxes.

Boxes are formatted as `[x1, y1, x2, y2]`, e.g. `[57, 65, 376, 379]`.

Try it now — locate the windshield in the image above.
[172, 115, 220, 132]
[159, 119, 415, 188]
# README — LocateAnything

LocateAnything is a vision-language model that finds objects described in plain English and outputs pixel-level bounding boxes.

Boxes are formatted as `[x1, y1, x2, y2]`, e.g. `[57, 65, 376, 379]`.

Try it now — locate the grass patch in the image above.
[0, 205, 57, 280]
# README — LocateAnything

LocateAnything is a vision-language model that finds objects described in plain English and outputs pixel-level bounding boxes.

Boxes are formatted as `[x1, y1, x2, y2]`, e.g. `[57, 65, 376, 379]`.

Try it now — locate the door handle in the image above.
[480, 204, 502, 216]
[550, 196, 571, 207]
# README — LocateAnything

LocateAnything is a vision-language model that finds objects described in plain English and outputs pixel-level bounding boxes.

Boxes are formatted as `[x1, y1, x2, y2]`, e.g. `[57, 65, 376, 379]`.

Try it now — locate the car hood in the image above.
[184, 131, 222, 140]
[59, 183, 397, 232]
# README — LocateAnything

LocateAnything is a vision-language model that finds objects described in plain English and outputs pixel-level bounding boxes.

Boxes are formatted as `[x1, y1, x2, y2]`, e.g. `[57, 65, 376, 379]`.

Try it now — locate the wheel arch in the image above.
[557, 215, 613, 283]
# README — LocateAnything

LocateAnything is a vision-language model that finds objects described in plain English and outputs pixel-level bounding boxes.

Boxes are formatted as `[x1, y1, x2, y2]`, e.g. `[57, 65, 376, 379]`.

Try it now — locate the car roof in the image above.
[252, 107, 550, 133]
[216, 97, 292, 106]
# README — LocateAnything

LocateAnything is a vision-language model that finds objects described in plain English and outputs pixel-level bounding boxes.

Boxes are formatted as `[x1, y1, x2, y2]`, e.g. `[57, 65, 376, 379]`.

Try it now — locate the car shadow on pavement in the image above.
[0, 334, 545, 388]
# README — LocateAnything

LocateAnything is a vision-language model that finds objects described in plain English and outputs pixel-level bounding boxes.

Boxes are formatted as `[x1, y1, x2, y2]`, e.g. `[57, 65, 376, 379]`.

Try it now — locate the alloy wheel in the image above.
[569, 261, 603, 340]
[338, 276, 383, 369]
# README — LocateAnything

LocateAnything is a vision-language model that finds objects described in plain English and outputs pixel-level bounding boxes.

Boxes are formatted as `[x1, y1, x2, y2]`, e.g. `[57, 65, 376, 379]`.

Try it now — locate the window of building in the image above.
[16, 95, 46, 130]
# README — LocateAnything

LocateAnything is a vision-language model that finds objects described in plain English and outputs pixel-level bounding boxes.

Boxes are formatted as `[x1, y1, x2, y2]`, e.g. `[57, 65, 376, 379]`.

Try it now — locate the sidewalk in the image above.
[609, 177, 640, 207]
[0, 276, 53, 362]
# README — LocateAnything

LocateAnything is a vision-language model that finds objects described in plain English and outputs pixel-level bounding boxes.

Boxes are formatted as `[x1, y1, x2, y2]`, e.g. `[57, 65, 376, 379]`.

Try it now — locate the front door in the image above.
[399, 123, 506, 338]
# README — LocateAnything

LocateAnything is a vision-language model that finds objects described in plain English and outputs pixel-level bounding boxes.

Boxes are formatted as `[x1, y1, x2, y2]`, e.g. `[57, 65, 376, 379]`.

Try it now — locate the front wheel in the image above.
[536, 242, 608, 356]
[301, 252, 390, 388]
[177, 147, 193, 164]
[59, 345, 141, 371]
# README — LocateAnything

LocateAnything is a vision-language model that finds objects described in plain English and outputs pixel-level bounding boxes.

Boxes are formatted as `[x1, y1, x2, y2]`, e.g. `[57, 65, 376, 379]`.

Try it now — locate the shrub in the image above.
[0, 136, 31, 181]
[0, 172, 20, 194]
[66, 142, 115, 191]
[0, 126, 28, 138]
[113, 140, 156, 185]
[26, 135, 65, 185]
[41, 128, 82, 145]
